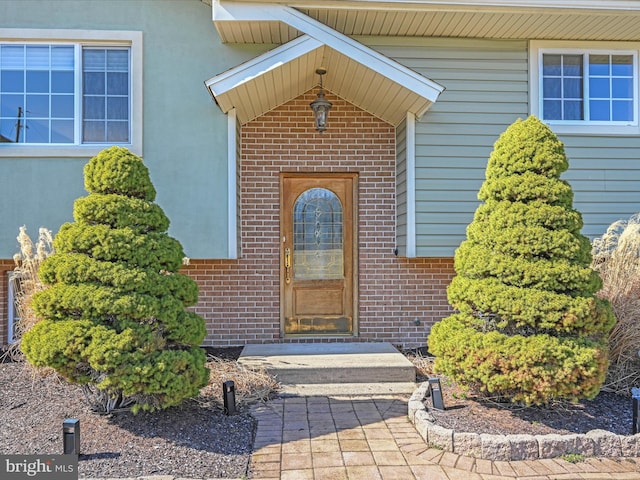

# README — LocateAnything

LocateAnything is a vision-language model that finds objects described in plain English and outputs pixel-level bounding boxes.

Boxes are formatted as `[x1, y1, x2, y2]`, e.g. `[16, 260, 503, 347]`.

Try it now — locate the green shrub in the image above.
[21, 146, 209, 413]
[428, 116, 614, 405]
[429, 314, 608, 405]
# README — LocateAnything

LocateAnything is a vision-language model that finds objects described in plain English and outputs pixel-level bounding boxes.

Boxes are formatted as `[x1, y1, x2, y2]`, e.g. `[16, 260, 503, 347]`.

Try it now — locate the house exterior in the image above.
[1, 0, 639, 348]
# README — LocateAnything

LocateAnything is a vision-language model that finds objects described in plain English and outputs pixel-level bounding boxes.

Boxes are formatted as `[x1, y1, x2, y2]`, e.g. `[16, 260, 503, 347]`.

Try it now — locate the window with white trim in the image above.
[0, 29, 142, 156]
[0, 44, 130, 144]
[531, 41, 640, 135]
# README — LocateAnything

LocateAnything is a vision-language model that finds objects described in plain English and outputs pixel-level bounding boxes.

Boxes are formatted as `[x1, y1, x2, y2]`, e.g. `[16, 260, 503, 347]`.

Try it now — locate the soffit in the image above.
[299, 8, 640, 41]
[206, 35, 442, 126]
[213, 1, 640, 43]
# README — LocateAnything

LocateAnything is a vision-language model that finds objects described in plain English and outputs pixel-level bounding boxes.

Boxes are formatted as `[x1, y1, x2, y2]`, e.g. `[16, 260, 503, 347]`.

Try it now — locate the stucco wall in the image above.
[0, 0, 270, 259]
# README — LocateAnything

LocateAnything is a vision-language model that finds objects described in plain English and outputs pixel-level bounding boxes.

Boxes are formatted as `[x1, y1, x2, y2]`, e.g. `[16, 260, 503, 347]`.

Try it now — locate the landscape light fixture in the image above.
[310, 68, 332, 133]
[428, 378, 446, 410]
[223, 380, 237, 415]
[632, 388, 640, 434]
[63, 418, 80, 455]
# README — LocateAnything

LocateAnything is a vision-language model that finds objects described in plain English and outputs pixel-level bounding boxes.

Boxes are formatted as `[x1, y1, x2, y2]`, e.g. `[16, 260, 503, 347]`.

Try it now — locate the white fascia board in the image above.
[205, 34, 323, 112]
[227, 108, 238, 259]
[213, 0, 279, 21]
[213, 1, 444, 109]
[405, 112, 417, 258]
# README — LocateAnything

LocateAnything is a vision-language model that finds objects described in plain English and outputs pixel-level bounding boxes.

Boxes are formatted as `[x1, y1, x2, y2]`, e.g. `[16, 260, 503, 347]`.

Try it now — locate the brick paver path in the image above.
[249, 395, 640, 480]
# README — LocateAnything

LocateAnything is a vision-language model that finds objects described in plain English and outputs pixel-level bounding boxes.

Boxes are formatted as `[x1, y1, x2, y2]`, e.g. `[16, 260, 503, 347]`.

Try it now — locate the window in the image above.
[531, 41, 640, 135]
[82, 48, 130, 143]
[0, 29, 142, 156]
[0, 44, 130, 144]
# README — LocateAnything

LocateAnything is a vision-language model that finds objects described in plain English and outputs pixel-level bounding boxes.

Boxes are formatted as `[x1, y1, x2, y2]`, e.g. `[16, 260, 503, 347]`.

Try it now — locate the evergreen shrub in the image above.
[428, 116, 615, 405]
[21, 146, 209, 413]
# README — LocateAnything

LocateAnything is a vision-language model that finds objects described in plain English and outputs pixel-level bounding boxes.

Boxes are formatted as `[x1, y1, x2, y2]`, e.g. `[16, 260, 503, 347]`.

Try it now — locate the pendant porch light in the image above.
[310, 68, 332, 133]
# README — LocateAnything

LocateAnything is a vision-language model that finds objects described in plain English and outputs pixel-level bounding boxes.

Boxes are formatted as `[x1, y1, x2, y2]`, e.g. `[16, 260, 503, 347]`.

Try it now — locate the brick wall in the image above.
[0, 90, 456, 350]
[184, 90, 455, 349]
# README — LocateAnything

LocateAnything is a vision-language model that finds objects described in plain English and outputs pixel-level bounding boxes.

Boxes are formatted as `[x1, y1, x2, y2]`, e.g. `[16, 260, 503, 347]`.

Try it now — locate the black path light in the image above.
[632, 387, 640, 434]
[62, 418, 80, 455]
[428, 378, 446, 410]
[310, 68, 332, 133]
[223, 380, 237, 415]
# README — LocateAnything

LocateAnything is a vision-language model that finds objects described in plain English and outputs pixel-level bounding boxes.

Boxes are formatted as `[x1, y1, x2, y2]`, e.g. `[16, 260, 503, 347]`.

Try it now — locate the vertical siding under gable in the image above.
[364, 37, 529, 257]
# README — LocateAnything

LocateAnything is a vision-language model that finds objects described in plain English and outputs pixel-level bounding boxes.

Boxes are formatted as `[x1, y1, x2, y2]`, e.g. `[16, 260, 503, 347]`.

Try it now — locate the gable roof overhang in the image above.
[206, 3, 444, 126]
[212, 0, 640, 43]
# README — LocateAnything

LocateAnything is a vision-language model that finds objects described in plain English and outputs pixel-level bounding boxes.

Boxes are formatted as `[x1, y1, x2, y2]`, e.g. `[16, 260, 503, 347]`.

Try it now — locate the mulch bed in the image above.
[0, 350, 255, 479]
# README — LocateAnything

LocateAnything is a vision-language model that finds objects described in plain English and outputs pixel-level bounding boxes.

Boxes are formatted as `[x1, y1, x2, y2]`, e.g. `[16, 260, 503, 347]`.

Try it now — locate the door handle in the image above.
[284, 247, 292, 284]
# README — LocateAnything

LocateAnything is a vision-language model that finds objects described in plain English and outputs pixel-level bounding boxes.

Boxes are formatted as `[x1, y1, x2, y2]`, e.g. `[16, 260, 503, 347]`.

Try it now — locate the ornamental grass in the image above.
[592, 214, 640, 396]
[3, 226, 54, 360]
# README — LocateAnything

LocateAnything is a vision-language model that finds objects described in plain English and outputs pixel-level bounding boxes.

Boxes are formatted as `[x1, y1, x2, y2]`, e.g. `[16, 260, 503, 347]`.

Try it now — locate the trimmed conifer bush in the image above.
[21, 146, 209, 413]
[428, 116, 615, 405]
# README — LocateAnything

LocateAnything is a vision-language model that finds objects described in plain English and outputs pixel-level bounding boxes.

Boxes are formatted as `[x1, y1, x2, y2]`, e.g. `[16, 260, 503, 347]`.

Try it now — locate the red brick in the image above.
[0, 91, 456, 349]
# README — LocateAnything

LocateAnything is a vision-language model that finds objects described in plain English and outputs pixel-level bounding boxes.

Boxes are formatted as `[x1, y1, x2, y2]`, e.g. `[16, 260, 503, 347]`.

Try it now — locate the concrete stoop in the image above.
[238, 342, 417, 395]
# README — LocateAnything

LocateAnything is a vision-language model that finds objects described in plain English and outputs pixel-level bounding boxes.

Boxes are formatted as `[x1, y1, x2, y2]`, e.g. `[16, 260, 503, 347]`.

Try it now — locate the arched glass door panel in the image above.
[293, 188, 343, 280]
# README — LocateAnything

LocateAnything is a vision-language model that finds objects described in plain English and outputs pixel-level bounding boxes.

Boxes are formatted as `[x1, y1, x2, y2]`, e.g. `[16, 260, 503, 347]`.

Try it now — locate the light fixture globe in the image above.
[310, 93, 332, 133]
[310, 68, 332, 133]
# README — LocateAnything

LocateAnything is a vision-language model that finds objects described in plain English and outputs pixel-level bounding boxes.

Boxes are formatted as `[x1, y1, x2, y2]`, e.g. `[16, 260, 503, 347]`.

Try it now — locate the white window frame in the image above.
[530, 40, 640, 136]
[0, 28, 142, 156]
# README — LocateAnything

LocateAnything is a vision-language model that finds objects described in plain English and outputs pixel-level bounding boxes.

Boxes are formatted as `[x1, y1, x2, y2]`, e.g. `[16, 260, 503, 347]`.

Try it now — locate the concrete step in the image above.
[238, 342, 416, 388]
[277, 382, 418, 396]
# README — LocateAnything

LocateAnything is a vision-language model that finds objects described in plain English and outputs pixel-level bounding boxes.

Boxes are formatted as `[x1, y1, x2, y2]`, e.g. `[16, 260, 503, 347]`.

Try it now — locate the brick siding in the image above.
[184, 90, 455, 349]
[0, 90, 456, 349]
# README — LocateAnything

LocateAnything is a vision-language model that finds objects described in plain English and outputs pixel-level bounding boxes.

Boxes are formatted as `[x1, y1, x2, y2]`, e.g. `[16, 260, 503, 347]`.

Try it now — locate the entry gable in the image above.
[206, 35, 326, 125]
[206, 3, 444, 126]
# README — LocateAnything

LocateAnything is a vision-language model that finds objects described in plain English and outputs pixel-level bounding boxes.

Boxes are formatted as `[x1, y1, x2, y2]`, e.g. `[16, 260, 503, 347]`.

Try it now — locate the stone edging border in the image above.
[408, 382, 640, 461]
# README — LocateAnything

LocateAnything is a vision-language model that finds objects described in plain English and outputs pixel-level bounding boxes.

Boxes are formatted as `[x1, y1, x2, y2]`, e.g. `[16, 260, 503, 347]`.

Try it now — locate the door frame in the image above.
[279, 172, 359, 338]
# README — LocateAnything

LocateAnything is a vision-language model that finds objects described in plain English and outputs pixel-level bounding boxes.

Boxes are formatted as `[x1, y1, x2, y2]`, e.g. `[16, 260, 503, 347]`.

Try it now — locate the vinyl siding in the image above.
[364, 37, 529, 257]
[563, 137, 640, 239]
[362, 36, 640, 257]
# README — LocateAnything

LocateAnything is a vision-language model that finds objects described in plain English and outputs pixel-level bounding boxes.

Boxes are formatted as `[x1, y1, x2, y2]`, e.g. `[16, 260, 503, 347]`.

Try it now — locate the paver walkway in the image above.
[249, 394, 640, 480]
